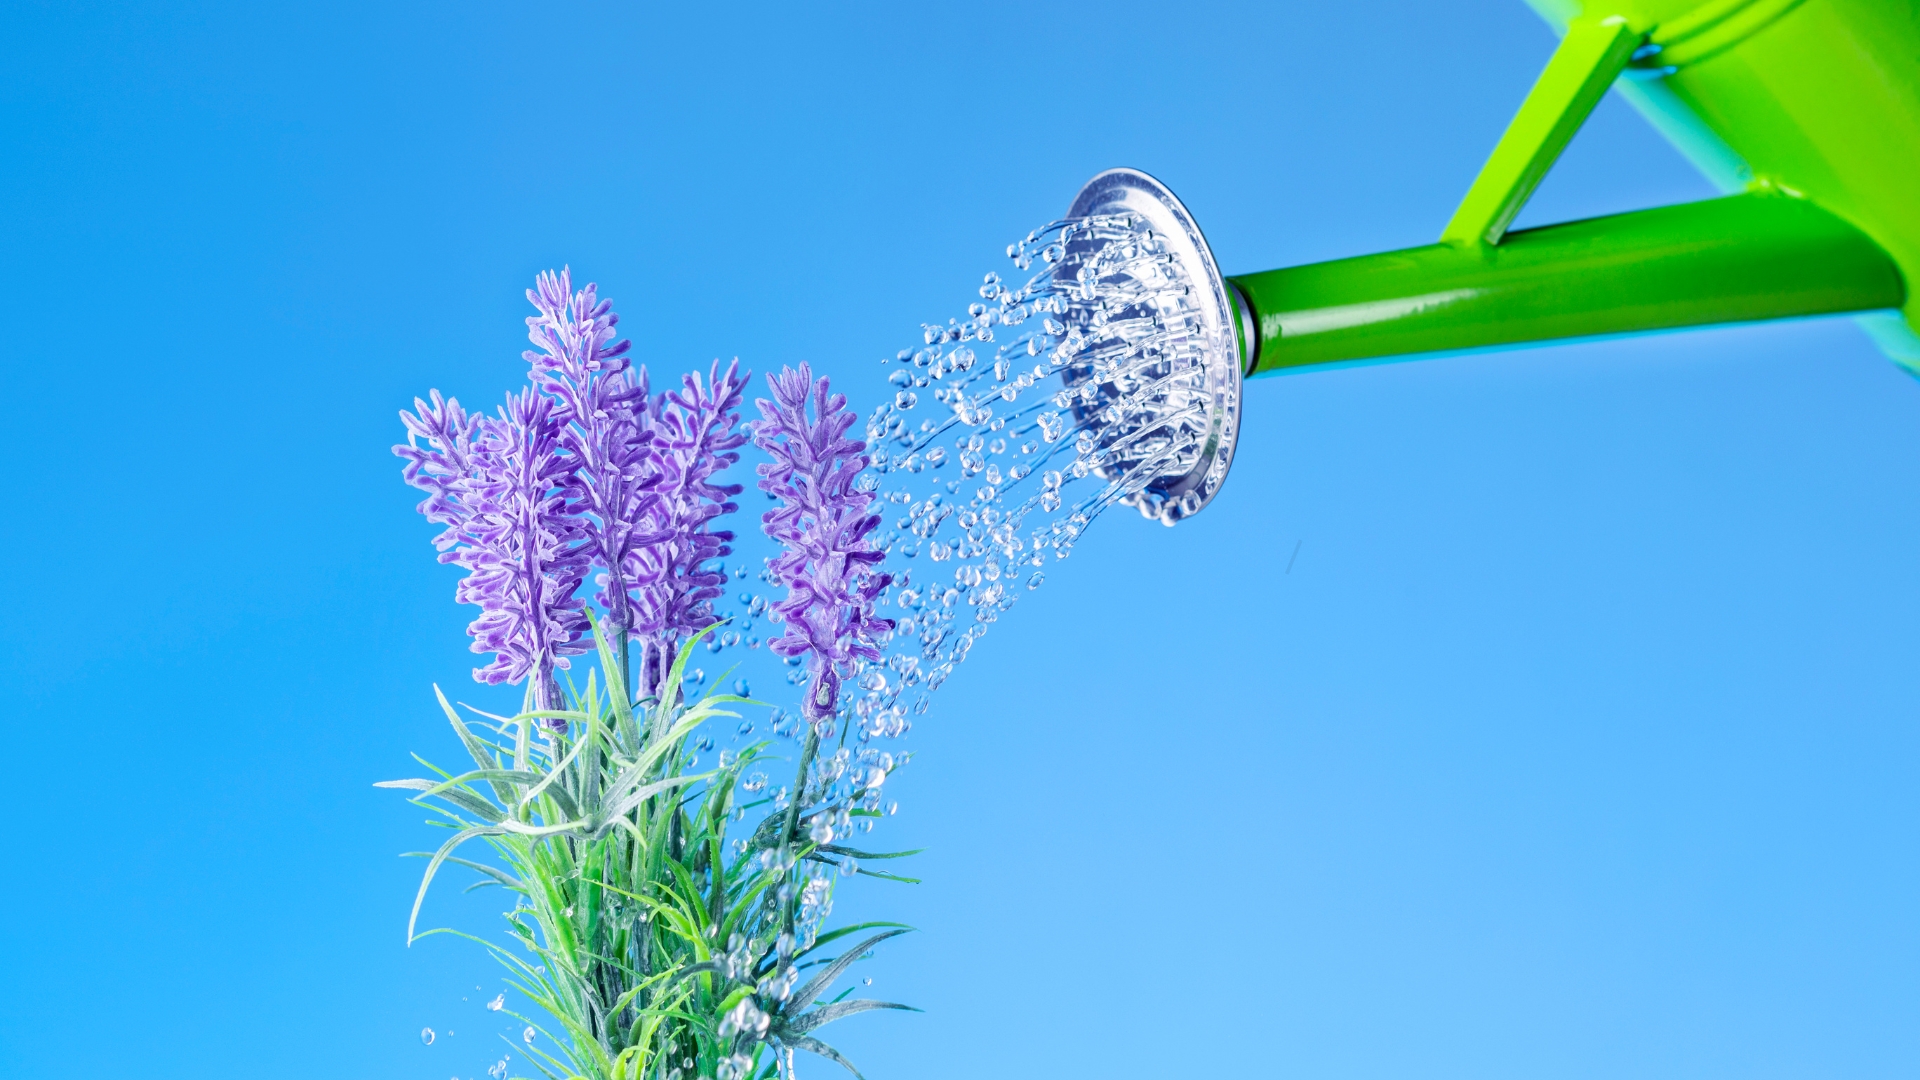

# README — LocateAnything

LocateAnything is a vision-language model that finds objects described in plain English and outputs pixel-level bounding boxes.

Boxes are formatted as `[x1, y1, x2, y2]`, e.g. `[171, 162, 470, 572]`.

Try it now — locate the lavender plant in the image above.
[387, 271, 917, 1080]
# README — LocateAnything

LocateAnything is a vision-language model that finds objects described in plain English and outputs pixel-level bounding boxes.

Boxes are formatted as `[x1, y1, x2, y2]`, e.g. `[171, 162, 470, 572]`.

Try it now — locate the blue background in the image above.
[2, 1, 1915, 1077]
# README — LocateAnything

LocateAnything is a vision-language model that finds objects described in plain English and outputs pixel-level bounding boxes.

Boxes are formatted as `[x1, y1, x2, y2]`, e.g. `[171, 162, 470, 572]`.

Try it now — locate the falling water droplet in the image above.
[487, 994, 505, 1011]
[523, 1026, 536, 1044]
[421, 1028, 435, 1045]
[862, 209, 1223, 728]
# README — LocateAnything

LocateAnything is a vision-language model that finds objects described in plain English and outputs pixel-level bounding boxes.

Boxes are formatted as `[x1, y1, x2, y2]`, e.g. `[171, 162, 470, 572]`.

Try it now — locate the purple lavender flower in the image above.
[400, 270, 751, 708]
[627, 360, 749, 693]
[397, 386, 590, 710]
[751, 364, 893, 724]
[522, 269, 662, 640]
[395, 389, 484, 551]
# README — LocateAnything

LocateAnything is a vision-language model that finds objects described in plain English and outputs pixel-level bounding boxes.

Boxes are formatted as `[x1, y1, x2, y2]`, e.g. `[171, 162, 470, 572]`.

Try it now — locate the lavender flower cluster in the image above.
[396, 269, 890, 729]
[750, 363, 894, 726]
[397, 386, 589, 709]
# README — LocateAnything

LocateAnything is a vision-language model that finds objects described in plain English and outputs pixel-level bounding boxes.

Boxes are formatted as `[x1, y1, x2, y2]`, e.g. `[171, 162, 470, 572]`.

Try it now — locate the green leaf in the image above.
[816, 845, 924, 861]
[401, 851, 520, 890]
[407, 823, 508, 943]
[663, 960, 723, 989]
[650, 624, 721, 737]
[784, 998, 920, 1036]
[853, 868, 921, 884]
[390, 627, 922, 1080]
[783, 929, 910, 1014]
[434, 685, 518, 804]
[799, 922, 914, 957]
[585, 609, 634, 726]
[780, 1034, 866, 1080]
[426, 768, 547, 793]
[517, 730, 587, 811]
[603, 774, 703, 830]
[410, 779, 510, 824]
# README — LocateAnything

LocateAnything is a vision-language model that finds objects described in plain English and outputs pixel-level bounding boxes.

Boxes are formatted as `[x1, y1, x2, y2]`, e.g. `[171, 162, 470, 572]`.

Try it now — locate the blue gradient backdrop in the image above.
[2, 2, 1915, 1077]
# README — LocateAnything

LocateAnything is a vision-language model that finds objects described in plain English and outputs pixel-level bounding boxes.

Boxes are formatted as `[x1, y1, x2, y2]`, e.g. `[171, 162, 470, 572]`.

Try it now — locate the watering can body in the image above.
[1229, 0, 1920, 376]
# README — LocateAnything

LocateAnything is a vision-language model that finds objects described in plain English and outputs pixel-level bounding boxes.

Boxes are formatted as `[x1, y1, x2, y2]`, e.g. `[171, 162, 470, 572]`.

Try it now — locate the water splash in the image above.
[706, 206, 1229, 744]
[849, 209, 1229, 728]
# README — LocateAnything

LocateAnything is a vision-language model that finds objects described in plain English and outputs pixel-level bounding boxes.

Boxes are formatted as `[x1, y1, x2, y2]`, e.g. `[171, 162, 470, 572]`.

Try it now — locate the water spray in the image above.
[817, 0, 1920, 732]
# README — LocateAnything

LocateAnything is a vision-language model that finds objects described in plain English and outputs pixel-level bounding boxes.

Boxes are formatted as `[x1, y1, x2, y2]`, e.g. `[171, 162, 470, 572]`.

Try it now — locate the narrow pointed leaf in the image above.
[781, 1034, 865, 1080]
[407, 823, 508, 942]
[785, 999, 919, 1035]
[816, 845, 924, 861]
[434, 685, 517, 804]
[784, 930, 909, 1014]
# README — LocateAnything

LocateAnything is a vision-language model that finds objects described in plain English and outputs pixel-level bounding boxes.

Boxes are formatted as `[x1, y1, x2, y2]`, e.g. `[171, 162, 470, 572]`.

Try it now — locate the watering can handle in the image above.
[1440, 16, 1643, 248]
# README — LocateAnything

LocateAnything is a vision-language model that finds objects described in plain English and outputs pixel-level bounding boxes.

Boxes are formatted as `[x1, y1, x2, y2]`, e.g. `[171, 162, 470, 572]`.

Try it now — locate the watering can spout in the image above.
[1061, 0, 1920, 521]
[1228, 190, 1906, 377]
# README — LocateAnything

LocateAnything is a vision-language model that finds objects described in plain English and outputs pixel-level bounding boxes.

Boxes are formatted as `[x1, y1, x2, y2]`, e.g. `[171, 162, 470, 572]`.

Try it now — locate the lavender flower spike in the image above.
[751, 364, 893, 724]
[523, 268, 658, 640]
[628, 360, 749, 689]
[397, 386, 591, 711]
[395, 388, 484, 552]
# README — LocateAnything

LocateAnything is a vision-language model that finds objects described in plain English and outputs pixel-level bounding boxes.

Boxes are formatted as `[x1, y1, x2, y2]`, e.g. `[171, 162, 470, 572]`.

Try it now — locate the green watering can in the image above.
[1232, 0, 1920, 375]
[1059, 0, 1912, 518]
[1066, 0, 1918, 518]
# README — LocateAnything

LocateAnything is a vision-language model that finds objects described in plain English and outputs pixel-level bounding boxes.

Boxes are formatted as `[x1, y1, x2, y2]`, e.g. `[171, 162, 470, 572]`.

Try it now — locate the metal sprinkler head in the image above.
[1058, 168, 1250, 525]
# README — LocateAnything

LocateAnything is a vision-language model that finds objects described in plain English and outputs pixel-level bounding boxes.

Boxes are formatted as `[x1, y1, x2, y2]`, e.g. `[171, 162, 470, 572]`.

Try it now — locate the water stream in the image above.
[404, 202, 1240, 1077]
[705, 208, 1231, 747]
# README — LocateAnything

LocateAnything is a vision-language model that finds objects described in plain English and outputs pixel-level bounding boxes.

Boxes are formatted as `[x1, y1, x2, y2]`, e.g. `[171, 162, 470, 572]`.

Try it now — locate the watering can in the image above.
[1084, 0, 1920, 514]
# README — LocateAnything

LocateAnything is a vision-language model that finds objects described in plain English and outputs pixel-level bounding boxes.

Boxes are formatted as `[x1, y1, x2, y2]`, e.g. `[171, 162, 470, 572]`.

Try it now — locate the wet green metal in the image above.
[1232, 0, 1920, 378]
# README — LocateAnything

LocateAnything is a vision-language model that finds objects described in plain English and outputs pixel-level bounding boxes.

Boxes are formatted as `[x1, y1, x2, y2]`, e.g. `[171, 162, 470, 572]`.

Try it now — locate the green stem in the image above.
[779, 726, 820, 938]
[514, 682, 533, 777]
[618, 627, 632, 711]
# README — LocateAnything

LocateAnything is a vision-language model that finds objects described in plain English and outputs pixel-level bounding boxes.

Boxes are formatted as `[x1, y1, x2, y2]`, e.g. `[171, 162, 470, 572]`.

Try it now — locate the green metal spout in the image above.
[1212, 1, 1920, 379]
[1230, 191, 1905, 376]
